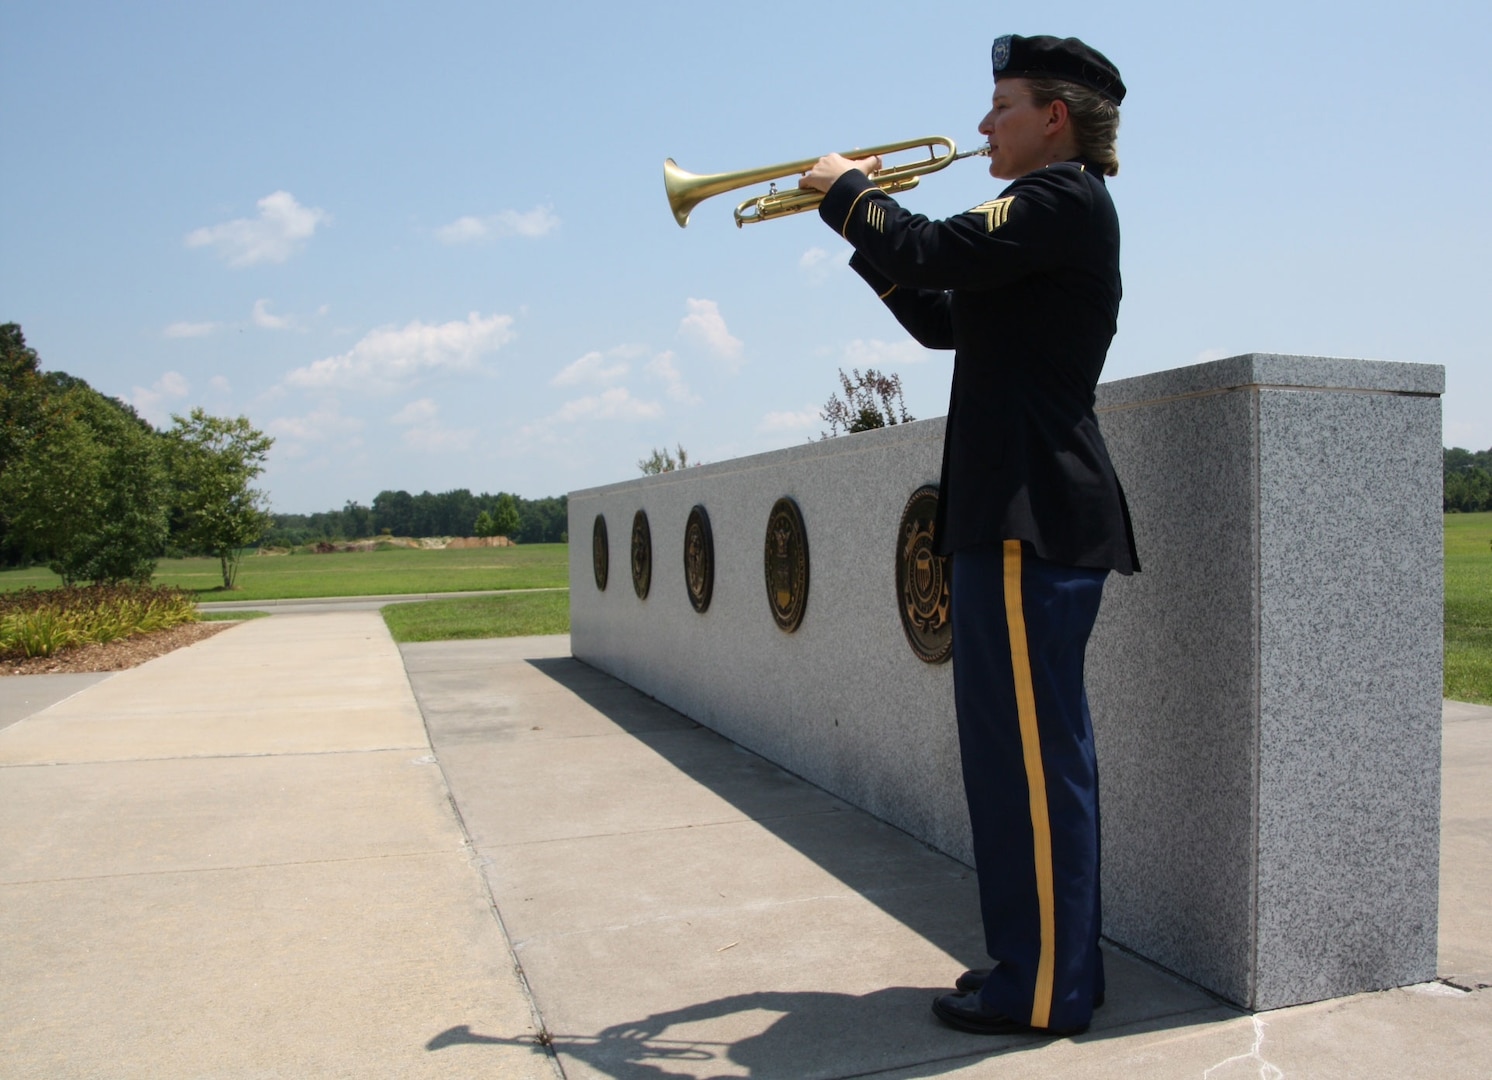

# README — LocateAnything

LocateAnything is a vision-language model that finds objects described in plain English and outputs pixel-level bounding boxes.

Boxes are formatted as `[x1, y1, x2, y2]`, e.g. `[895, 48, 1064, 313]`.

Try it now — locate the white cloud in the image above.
[129, 371, 190, 422]
[436, 205, 561, 244]
[800, 246, 850, 284]
[517, 387, 664, 447]
[1194, 347, 1234, 363]
[552, 349, 631, 387]
[555, 387, 663, 424]
[391, 398, 440, 426]
[208, 375, 233, 395]
[758, 406, 823, 434]
[401, 424, 475, 453]
[645, 351, 699, 405]
[388, 397, 474, 452]
[185, 191, 328, 267]
[843, 337, 931, 367]
[284, 312, 515, 393]
[266, 404, 364, 443]
[252, 299, 294, 330]
[164, 321, 218, 339]
[678, 298, 744, 370]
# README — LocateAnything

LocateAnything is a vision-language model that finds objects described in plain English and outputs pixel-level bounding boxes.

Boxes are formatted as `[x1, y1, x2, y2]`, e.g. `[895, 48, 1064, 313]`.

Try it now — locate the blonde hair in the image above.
[1026, 78, 1121, 177]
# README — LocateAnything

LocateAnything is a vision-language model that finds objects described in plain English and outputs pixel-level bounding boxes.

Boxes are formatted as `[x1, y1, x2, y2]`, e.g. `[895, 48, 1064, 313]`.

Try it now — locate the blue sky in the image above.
[3, 0, 1489, 513]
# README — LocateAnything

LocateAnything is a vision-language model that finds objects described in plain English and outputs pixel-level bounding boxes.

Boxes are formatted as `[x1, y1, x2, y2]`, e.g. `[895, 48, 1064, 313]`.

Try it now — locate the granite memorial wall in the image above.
[567, 353, 1445, 1010]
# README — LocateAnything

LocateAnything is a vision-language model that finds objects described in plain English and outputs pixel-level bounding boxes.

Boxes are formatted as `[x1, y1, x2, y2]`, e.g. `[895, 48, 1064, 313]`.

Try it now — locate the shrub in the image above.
[0, 584, 198, 659]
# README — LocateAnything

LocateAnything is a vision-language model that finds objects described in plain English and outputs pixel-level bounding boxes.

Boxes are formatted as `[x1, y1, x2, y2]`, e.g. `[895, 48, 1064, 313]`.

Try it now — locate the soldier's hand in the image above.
[799, 153, 883, 192]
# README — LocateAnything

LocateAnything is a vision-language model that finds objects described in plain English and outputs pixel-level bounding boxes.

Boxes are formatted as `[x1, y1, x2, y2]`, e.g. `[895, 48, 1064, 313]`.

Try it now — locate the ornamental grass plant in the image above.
[0, 585, 199, 660]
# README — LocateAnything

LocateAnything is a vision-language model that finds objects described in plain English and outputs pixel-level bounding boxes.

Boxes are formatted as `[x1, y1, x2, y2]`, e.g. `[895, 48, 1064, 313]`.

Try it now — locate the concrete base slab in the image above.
[869, 984, 1492, 1079]
[0, 615, 428, 764]
[438, 728, 851, 847]
[406, 641, 1492, 1080]
[1, 854, 551, 1080]
[0, 613, 558, 1080]
[1441, 700, 1492, 989]
[408, 638, 1235, 1080]
[0, 750, 461, 883]
[0, 673, 112, 732]
[4, 620, 1486, 1078]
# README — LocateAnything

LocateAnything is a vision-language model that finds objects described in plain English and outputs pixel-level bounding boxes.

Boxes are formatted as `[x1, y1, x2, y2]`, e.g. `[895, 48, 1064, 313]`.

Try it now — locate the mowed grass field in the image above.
[382, 590, 570, 642]
[1445, 511, 1492, 705]
[0, 543, 570, 602]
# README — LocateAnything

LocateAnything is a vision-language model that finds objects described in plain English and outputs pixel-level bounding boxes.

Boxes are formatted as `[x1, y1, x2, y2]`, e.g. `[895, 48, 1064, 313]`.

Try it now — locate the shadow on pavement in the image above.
[428, 986, 1134, 1079]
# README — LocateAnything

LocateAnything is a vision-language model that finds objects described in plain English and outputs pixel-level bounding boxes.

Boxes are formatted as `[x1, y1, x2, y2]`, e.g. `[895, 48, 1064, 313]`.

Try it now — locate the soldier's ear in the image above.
[1044, 97, 1071, 137]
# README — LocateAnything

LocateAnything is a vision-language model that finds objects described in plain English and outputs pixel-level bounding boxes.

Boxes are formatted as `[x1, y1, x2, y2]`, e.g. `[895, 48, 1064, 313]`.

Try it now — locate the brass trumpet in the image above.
[664, 136, 990, 228]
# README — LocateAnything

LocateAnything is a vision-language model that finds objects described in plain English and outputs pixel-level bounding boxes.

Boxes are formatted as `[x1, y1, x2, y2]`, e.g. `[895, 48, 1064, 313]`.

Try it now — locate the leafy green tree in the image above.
[492, 492, 521, 538]
[1, 324, 47, 477]
[0, 366, 169, 583]
[372, 489, 415, 536]
[167, 408, 274, 589]
[473, 510, 496, 537]
[1444, 446, 1492, 512]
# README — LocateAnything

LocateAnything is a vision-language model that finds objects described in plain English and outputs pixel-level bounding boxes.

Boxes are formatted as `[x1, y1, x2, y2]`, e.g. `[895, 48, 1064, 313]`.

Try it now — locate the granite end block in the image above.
[1251, 390, 1443, 1008]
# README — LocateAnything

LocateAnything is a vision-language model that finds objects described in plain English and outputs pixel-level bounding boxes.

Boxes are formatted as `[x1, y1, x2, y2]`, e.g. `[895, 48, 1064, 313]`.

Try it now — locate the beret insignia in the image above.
[991, 35, 1012, 72]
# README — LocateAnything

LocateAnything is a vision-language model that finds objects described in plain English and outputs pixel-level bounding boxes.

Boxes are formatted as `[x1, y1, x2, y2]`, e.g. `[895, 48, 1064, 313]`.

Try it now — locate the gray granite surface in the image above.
[1086, 386, 1261, 1006]
[1250, 389, 1443, 1007]
[569, 355, 1445, 1011]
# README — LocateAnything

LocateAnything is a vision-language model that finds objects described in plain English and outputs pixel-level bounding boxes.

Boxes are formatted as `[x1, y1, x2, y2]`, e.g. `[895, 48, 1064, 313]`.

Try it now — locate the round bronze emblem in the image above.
[630, 509, 652, 600]
[683, 504, 714, 614]
[592, 514, 609, 591]
[763, 497, 809, 632]
[895, 485, 952, 663]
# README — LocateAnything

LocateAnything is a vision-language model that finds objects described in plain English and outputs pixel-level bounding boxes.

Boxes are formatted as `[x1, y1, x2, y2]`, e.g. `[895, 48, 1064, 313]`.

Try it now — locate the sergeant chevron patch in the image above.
[867, 201, 888, 233]
[970, 196, 1014, 232]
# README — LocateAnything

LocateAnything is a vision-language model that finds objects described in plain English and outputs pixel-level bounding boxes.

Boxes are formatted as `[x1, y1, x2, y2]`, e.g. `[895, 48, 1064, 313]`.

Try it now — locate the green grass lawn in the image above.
[0, 544, 570, 602]
[1445, 511, 1492, 705]
[382, 589, 570, 642]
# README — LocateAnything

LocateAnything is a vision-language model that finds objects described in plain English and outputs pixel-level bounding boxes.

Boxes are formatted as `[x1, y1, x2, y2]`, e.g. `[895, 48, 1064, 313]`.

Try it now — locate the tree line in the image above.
[264, 489, 568, 546]
[1445, 447, 1492, 513]
[1, 324, 272, 588]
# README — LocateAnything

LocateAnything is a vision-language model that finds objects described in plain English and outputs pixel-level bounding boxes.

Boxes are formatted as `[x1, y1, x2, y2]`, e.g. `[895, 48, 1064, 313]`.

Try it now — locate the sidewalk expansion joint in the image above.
[0, 848, 462, 887]
[427, 774, 561, 1077]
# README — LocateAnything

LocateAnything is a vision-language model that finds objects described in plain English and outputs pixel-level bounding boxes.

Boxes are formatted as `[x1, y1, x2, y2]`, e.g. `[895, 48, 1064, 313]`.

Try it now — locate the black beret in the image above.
[991, 34, 1126, 105]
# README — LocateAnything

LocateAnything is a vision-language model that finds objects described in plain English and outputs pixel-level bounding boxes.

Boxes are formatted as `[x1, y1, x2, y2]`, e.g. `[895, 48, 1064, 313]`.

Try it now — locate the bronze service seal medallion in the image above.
[630, 509, 652, 600]
[683, 504, 714, 614]
[763, 497, 808, 632]
[592, 514, 609, 591]
[895, 485, 952, 663]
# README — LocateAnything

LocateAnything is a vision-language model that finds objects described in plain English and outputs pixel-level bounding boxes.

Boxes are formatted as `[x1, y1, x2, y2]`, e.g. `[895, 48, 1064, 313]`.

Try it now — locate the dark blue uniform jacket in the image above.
[818, 161, 1139, 573]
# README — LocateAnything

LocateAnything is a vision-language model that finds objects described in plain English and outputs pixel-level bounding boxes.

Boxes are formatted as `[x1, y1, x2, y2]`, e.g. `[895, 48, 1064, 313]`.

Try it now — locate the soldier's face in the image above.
[979, 80, 1053, 180]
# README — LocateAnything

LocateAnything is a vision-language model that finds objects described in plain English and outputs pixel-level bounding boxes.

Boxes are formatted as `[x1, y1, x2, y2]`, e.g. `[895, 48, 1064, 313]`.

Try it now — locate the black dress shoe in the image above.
[931, 991, 1089, 1037]
[954, 969, 1105, 1008]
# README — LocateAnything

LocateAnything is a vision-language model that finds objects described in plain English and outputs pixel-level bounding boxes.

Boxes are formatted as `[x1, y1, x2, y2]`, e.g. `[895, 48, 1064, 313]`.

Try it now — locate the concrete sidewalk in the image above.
[2, 614, 1488, 1078]
[0, 614, 551, 1079]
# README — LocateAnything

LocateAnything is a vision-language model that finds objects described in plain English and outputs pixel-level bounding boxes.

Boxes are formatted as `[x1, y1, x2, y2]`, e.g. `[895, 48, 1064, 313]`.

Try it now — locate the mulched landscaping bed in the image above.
[1, 622, 235, 676]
